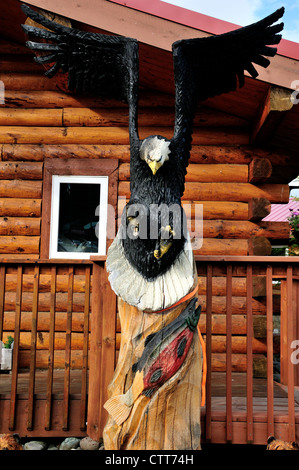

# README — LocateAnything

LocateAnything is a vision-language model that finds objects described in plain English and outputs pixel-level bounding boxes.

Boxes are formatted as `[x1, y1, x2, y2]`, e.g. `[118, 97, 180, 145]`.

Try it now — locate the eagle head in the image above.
[140, 135, 171, 175]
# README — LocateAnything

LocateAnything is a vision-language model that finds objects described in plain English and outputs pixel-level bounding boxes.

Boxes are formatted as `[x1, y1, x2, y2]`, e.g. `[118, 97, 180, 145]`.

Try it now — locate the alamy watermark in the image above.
[290, 340, 299, 365]
[0, 81, 4, 105]
[96, 198, 203, 250]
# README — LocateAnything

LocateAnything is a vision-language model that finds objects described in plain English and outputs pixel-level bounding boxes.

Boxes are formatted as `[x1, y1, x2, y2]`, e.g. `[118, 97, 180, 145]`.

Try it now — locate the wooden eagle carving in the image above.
[21, 4, 284, 310]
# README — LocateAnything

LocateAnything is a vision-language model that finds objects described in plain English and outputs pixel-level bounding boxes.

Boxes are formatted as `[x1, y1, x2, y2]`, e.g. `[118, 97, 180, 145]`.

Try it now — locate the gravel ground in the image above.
[21, 436, 104, 450]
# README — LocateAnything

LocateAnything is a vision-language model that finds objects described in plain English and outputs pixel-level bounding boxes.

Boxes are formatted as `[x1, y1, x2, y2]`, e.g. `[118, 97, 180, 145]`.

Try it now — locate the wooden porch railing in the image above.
[0, 259, 99, 437]
[1, 256, 299, 444]
[195, 255, 299, 445]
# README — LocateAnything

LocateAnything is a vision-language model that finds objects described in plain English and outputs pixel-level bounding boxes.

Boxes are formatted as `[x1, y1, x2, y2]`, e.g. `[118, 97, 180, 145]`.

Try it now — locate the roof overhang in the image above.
[108, 0, 299, 61]
[15, 0, 299, 92]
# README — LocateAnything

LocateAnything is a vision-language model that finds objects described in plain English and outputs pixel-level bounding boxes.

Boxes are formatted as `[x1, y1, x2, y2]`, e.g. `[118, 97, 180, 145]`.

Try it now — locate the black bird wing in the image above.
[170, 7, 284, 194]
[21, 3, 140, 147]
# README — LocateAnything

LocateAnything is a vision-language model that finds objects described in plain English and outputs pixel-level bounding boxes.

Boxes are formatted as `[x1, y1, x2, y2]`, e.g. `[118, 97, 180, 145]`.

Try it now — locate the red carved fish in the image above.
[104, 298, 201, 425]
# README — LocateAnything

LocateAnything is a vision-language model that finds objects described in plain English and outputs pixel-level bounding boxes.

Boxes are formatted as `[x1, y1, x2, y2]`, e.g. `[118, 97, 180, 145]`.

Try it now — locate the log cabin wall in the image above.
[0, 38, 292, 376]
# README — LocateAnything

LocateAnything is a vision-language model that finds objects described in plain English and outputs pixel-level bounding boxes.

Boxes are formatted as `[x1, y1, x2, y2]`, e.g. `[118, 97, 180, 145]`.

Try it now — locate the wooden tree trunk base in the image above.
[103, 285, 203, 450]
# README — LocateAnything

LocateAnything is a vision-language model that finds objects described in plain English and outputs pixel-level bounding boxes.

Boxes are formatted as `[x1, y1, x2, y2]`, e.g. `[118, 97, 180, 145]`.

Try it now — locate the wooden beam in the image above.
[0, 162, 43, 180]
[251, 86, 293, 145]
[248, 197, 271, 221]
[0, 126, 249, 146]
[0, 199, 41, 217]
[119, 162, 249, 183]
[119, 181, 289, 203]
[248, 237, 272, 256]
[248, 158, 272, 183]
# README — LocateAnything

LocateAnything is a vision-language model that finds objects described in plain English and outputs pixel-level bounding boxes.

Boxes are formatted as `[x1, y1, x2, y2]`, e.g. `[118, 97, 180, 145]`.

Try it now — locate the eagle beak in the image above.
[148, 161, 162, 175]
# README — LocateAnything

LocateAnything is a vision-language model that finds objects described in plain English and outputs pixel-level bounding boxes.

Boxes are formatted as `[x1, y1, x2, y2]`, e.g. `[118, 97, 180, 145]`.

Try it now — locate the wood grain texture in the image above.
[103, 282, 202, 450]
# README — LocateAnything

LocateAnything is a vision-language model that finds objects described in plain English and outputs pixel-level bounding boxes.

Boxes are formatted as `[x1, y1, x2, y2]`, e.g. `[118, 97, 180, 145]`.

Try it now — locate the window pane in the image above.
[57, 183, 100, 253]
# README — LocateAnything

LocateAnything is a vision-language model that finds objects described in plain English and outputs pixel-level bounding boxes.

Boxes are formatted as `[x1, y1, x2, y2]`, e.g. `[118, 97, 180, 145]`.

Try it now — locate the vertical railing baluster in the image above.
[27, 264, 39, 431]
[266, 265, 274, 438]
[80, 265, 90, 431]
[246, 264, 253, 444]
[45, 265, 56, 431]
[287, 265, 295, 442]
[226, 264, 233, 443]
[63, 265, 73, 431]
[205, 264, 212, 442]
[9, 265, 22, 431]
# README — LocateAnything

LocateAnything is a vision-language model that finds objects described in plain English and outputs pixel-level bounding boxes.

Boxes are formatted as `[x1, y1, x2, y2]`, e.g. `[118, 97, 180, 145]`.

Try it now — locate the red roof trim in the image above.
[108, 0, 299, 60]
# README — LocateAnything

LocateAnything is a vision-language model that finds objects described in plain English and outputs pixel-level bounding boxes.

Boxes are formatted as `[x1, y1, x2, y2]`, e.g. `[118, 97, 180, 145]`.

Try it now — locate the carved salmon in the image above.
[104, 298, 201, 426]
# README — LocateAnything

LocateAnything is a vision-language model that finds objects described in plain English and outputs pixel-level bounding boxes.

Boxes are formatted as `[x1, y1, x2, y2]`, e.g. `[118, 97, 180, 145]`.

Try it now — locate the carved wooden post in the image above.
[21, 3, 284, 450]
[87, 259, 117, 441]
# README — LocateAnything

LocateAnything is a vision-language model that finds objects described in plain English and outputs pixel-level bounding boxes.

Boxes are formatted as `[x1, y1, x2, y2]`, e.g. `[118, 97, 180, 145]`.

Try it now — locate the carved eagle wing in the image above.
[170, 7, 285, 180]
[21, 3, 140, 147]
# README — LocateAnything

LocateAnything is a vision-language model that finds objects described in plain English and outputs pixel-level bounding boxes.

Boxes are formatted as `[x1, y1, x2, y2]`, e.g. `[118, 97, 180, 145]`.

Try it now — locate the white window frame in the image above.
[49, 175, 109, 260]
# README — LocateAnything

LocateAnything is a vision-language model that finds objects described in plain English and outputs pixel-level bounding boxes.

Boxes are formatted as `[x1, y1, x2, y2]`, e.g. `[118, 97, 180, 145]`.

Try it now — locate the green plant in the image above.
[288, 208, 299, 241]
[3, 336, 13, 349]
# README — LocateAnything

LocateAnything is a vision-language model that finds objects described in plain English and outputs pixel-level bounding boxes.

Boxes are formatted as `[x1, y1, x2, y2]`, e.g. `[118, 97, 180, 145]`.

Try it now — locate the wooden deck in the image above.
[1, 370, 298, 444]
[2, 257, 299, 444]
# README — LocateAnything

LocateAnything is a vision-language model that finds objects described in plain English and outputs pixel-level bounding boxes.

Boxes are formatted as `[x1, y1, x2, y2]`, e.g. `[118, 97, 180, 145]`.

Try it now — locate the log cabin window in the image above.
[41, 158, 118, 259]
[50, 175, 108, 259]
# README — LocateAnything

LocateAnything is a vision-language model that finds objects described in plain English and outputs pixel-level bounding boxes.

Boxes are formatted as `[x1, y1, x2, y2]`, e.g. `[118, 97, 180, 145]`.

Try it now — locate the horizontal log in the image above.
[190, 145, 253, 164]
[118, 181, 289, 203]
[0, 217, 41, 236]
[116, 313, 278, 337]
[14, 349, 267, 373]
[4, 309, 278, 338]
[193, 239, 248, 256]
[199, 220, 289, 239]
[0, 162, 43, 179]
[197, 276, 247, 297]
[114, 332, 275, 353]
[63, 106, 248, 128]
[197, 276, 268, 297]
[198, 314, 280, 338]
[3, 311, 87, 332]
[3, 143, 289, 168]
[0, 236, 40, 254]
[193, 238, 271, 256]
[4, 291, 89, 312]
[196, 295, 280, 316]
[210, 353, 267, 376]
[2, 330, 89, 350]
[18, 349, 85, 369]
[0, 181, 42, 198]
[184, 201, 250, 221]
[0, 198, 41, 216]
[0, 55, 42, 72]
[119, 163, 249, 183]
[0, 126, 249, 145]
[0, 109, 63, 126]
[0, 40, 31, 55]
[184, 183, 289, 203]
[118, 199, 249, 221]
[114, 350, 266, 375]
[1, 143, 131, 162]
[0, 89, 174, 109]
[248, 197, 271, 221]
[248, 236, 272, 256]
[253, 147, 299, 167]
[4, 273, 90, 293]
[0, 143, 254, 165]
[0, 72, 60, 91]
[249, 158, 272, 183]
